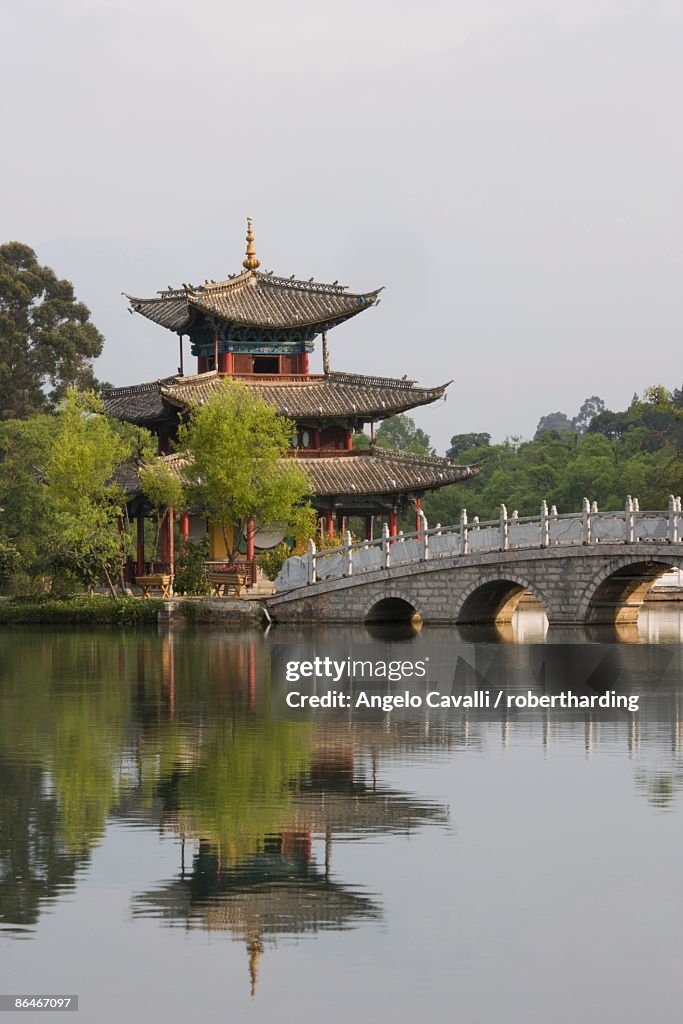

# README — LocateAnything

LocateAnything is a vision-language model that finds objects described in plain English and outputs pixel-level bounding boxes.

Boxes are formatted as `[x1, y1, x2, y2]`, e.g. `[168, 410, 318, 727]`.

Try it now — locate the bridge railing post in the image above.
[540, 500, 549, 547]
[419, 510, 429, 560]
[582, 497, 591, 545]
[549, 505, 558, 547]
[307, 538, 317, 585]
[381, 522, 391, 569]
[344, 530, 353, 576]
[499, 504, 509, 551]
[460, 509, 468, 555]
[625, 495, 635, 543]
[668, 495, 680, 543]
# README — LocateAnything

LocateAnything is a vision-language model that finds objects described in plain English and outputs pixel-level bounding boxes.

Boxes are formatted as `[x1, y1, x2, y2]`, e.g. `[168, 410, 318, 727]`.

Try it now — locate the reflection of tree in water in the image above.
[3, 625, 683, 954]
[0, 758, 90, 933]
[634, 768, 683, 809]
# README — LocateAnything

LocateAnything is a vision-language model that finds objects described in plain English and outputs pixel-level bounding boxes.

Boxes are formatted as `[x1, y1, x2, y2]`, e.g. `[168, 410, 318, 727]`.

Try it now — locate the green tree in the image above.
[534, 411, 572, 439]
[0, 242, 104, 420]
[427, 381, 683, 527]
[0, 414, 55, 582]
[178, 378, 315, 563]
[45, 389, 134, 595]
[375, 414, 433, 454]
[138, 459, 186, 566]
[446, 432, 491, 460]
[571, 396, 606, 436]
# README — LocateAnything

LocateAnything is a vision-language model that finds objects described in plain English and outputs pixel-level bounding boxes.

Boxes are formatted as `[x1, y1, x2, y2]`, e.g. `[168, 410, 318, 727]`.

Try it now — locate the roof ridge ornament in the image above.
[242, 216, 261, 273]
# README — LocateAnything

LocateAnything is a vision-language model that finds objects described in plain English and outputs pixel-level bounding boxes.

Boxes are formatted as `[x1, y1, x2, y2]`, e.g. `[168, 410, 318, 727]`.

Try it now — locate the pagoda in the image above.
[103, 219, 478, 569]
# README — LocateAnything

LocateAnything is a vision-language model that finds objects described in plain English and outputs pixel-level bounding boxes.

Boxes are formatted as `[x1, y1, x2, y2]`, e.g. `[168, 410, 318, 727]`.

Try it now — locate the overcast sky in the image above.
[2, 0, 681, 452]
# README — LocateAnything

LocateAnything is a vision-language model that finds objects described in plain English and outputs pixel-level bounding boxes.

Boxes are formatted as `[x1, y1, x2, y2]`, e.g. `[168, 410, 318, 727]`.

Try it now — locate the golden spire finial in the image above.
[242, 216, 260, 272]
[248, 938, 263, 997]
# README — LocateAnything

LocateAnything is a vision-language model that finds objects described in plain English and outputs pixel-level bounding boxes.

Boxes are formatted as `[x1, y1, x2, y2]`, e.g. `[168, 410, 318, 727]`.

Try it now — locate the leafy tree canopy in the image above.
[375, 414, 433, 454]
[178, 378, 315, 562]
[534, 411, 573, 439]
[572, 395, 606, 436]
[427, 382, 683, 526]
[45, 389, 136, 594]
[447, 433, 491, 460]
[0, 242, 104, 420]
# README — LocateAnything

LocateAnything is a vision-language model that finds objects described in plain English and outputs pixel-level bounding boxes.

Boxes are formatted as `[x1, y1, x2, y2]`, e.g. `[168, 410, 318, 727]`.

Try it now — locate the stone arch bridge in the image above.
[267, 498, 683, 627]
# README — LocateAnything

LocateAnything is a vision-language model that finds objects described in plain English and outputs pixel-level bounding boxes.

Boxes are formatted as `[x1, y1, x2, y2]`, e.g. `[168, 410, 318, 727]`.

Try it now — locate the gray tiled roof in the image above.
[142, 448, 477, 499]
[103, 371, 452, 424]
[297, 449, 477, 496]
[126, 271, 380, 332]
[161, 371, 450, 420]
[101, 378, 176, 424]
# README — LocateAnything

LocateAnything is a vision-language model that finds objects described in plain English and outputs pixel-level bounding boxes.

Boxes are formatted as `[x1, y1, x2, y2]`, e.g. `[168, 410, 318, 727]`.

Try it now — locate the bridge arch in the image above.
[363, 591, 422, 625]
[579, 555, 683, 625]
[454, 572, 549, 625]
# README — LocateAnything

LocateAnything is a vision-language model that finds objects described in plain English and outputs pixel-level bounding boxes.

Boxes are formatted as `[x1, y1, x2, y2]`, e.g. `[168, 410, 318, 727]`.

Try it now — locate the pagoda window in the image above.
[253, 355, 280, 375]
[320, 425, 347, 450]
[291, 430, 311, 449]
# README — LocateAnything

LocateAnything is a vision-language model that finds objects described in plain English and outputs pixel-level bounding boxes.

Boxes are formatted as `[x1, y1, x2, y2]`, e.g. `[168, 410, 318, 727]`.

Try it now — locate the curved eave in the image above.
[298, 450, 480, 498]
[125, 292, 192, 333]
[102, 378, 176, 424]
[157, 371, 451, 421]
[119, 450, 479, 501]
[187, 287, 383, 332]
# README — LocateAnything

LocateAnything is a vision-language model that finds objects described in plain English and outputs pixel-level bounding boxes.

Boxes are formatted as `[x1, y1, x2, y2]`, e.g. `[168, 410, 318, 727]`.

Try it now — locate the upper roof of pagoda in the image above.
[125, 218, 381, 335]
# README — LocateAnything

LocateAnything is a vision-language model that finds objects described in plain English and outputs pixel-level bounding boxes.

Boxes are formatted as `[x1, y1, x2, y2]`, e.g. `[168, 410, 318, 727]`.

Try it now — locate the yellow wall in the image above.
[208, 522, 235, 559]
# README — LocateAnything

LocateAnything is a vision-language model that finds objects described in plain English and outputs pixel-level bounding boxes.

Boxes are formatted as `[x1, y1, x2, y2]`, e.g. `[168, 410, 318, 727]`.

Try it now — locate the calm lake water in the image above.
[2, 607, 683, 1023]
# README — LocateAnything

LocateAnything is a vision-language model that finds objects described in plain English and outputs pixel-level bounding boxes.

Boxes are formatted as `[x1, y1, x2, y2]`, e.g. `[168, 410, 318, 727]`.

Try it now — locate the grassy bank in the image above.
[0, 595, 163, 624]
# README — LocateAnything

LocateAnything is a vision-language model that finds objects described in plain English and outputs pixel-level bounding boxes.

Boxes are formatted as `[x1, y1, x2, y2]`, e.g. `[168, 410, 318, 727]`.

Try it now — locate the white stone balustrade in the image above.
[273, 496, 683, 593]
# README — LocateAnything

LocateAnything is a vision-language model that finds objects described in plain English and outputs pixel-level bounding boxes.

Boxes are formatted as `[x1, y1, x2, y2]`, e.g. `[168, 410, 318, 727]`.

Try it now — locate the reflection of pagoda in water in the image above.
[135, 836, 380, 997]
[130, 746, 447, 994]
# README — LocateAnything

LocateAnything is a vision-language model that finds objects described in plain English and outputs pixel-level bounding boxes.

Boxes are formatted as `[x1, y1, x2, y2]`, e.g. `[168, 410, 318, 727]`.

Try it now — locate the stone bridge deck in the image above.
[267, 498, 683, 626]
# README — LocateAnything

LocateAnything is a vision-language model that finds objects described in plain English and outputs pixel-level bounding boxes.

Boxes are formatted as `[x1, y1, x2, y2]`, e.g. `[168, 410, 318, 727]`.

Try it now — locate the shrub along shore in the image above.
[0, 595, 267, 626]
[0, 596, 163, 624]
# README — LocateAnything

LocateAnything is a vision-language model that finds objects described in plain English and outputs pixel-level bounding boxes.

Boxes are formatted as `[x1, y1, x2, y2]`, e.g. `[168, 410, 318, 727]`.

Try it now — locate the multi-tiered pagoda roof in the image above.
[104, 219, 478, 524]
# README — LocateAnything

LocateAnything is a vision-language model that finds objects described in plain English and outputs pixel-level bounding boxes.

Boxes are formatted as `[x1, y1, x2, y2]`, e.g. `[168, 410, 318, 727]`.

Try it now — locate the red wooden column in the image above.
[180, 513, 190, 540]
[246, 518, 255, 561]
[415, 497, 422, 539]
[136, 508, 145, 576]
[168, 507, 174, 576]
[326, 512, 335, 539]
[219, 351, 234, 374]
[160, 507, 174, 570]
[389, 509, 398, 537]
[345, 430, 353, 451]
[299, 352, 309, 375]
[364, 515, 372, 541]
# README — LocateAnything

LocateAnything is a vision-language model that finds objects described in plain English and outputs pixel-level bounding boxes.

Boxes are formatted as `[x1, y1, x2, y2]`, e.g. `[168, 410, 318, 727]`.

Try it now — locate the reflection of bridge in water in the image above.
[269, 497, 683, 626]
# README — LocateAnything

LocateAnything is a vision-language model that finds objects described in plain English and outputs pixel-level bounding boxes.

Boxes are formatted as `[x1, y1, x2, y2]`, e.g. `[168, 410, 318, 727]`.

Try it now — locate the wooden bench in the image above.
[206, 571, 248, 598]
[136, 574, 172, 599]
